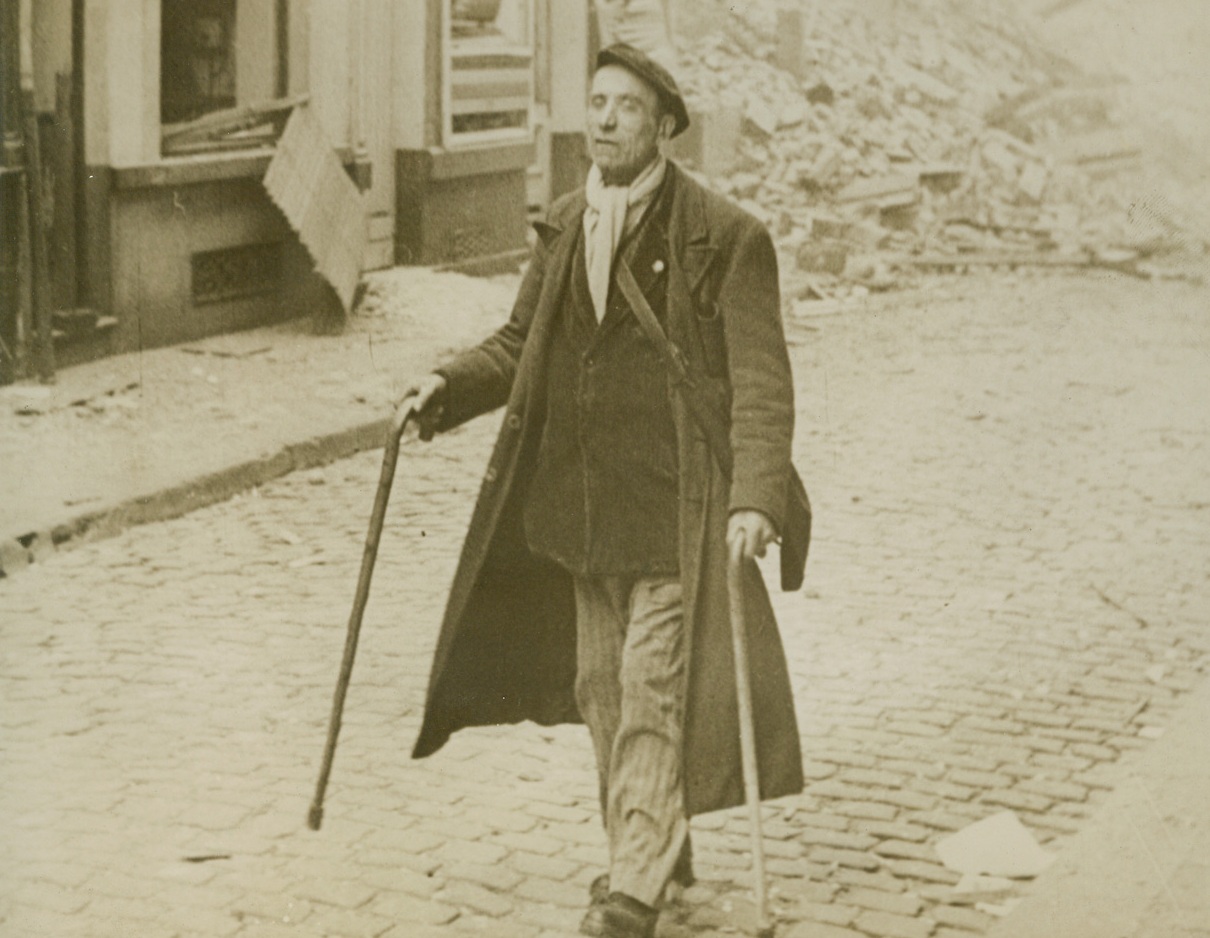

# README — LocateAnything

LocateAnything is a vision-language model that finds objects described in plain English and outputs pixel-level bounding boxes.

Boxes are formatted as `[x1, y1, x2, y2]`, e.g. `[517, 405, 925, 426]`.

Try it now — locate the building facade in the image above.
[5, 0, 592, 371]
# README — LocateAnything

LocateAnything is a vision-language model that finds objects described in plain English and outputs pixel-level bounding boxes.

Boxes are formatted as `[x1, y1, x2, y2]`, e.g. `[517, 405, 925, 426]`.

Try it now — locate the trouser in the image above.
[573, 574, 689, 907]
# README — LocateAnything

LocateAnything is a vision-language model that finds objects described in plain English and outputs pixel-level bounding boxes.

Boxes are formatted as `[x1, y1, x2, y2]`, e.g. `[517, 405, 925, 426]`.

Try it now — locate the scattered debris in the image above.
[936, 810, 1055, 879]
[668, 1, 1201, 303]
[180, 346, 273, 360]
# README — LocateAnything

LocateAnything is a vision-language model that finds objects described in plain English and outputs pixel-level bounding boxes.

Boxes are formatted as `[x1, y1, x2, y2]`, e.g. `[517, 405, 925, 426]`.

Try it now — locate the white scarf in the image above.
[582, 155, 667, 321]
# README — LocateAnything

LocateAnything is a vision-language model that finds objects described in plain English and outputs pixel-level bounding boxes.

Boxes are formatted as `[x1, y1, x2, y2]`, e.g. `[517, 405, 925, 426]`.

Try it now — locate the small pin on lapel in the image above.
[652, 259, 666, 273]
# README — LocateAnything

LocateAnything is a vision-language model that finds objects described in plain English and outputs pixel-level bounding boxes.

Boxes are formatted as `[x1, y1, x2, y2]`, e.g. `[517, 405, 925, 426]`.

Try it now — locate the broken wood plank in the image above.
[262, 104, 366, 314]
[885, 249, 1149, 278]
[162, 93, 309, 151]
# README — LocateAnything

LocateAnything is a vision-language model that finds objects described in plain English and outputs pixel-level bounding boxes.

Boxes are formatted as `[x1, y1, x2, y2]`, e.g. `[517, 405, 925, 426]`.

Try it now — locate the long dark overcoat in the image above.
[412, 163, 804, 815]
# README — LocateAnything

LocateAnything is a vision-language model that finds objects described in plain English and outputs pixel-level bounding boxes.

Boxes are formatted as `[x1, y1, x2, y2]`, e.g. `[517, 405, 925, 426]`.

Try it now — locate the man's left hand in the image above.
[727, 510, 778, 562]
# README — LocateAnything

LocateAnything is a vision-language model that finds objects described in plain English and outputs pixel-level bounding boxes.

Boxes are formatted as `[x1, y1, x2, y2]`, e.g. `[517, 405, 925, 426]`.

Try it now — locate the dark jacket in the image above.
[413, 163, 804, 815]
[524, 179, 680, 575]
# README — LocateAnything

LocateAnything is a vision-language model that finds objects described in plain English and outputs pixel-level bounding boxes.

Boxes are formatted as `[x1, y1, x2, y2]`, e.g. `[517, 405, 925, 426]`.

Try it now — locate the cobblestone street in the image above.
[2, 272, 1208, 938]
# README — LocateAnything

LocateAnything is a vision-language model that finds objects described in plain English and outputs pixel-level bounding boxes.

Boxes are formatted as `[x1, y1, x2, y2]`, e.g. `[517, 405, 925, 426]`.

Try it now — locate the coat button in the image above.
[506, 412, 522, 430]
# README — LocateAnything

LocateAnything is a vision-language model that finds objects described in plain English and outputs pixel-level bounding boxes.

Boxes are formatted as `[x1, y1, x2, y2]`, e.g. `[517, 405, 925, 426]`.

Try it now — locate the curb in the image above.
[0, 417, 391, 579]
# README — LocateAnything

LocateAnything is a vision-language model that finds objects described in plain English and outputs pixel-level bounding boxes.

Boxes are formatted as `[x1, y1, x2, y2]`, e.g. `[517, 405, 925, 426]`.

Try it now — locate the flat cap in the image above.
[596, 43, 690, 138]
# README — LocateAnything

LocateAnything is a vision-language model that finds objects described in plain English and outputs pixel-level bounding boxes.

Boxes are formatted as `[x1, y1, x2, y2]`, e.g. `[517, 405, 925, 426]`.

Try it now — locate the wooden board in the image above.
[262, 105, 366, 313]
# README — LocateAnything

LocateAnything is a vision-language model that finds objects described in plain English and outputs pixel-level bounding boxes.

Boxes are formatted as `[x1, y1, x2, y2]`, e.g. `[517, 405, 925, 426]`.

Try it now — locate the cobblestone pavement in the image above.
[2, 272, 1208, 938]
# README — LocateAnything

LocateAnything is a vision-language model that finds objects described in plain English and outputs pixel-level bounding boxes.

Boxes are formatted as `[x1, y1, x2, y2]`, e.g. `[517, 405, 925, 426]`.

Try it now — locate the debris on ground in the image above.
[667, 0, 1205, 306]
[936, 810, 1055, 878]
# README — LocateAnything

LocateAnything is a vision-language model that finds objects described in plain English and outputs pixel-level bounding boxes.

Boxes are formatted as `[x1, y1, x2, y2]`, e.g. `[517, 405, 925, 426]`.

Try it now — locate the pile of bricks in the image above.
[666, 0, 1190, 301]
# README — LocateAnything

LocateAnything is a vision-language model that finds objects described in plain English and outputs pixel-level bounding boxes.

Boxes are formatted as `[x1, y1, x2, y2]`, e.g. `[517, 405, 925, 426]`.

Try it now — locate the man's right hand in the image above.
[399, 373, 447, 441]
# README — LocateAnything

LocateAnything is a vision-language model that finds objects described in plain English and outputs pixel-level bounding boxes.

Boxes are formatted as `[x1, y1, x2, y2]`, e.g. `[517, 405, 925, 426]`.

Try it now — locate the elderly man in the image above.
[405, 44, 806, 938]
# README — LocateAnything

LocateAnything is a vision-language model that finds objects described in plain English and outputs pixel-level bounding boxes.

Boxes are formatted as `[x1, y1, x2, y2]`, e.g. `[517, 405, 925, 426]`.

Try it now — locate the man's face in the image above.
[587, 65, 672, 186]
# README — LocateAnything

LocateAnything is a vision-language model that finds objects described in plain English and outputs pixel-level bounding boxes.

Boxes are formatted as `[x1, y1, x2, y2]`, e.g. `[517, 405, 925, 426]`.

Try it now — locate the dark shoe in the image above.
[600, 892, 658, 938]
[579, 875, 612, 936]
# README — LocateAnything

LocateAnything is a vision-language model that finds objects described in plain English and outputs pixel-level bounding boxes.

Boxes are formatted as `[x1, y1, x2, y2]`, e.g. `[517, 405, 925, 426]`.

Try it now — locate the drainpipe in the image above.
[1, 0, 25, 382]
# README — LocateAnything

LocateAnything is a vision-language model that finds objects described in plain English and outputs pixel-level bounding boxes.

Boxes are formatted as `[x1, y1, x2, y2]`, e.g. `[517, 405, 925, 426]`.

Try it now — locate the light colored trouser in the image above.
[573, 574, 689, 907]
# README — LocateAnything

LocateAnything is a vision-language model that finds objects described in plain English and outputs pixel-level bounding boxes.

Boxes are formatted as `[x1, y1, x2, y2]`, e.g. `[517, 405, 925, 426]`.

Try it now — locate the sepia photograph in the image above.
[1, 1, 1207, 936]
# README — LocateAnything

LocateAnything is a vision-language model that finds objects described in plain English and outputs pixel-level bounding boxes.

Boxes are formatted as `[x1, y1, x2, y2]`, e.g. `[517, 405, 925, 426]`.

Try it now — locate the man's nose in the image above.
[596, 103, 617, 129]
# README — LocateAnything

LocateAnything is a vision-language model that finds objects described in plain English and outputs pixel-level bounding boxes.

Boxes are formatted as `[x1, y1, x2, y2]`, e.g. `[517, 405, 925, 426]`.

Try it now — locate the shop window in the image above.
[446, 0, 535, 145]
[161, 0, 289, 153]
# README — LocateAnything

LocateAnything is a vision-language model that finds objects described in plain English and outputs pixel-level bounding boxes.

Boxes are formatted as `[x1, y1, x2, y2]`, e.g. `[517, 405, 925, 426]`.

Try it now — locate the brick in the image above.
[362, 826, 444, 854]
[873, 840, 937, 863]
[867, 789, 936, 811]
[799, 826, 878, 851]
[461, 805, 539, 834]
[947, 769, 1011, 789]
[1017, 777, 1089, 802]
[907, 778, 977, 801]
[1019, 734, 1069, 754]
[803, 750, 880, 769]
[839, 768, 909, 788]
[842, 887, 923, 917]
[438, 879, 513, 917]
[789, 900, 857, 926]
[888, 711, 959, 729]
[227, 890, 312, 929]
[445, 861, 524, 893]
[513, 899, 579, 933]
[293, 879, 376, 910]
[768, 858, 833, 880]
[809, 847, 881, 872]
[432, 838, 509, 866]
[833, 801, 898, 821]
[887, 721, 947, 738]
[496, 829, 567, 857]
[514, 875, 585, 908]
[980, 788, 1052, 813]
[854, 910, 935, 938]
[808, 780, 877, 801]
[698, 849, 750, 870]
[961, 716, 1024, 735]
[368, 892, 459, 926]
[771, 877, 836, 902]
[831, 868, 907, 893]
[305, 906, 394, 938]
[798, 812, 853, 831]
[804, 760, 840, 780]
[510, 850, 577, 881]
[525, 802, 594, 824]
[878, 758, 948, 778]
[853, 820, 931, 843]
[1031, 752, 1092, 772]
[884, 858, 961, 884]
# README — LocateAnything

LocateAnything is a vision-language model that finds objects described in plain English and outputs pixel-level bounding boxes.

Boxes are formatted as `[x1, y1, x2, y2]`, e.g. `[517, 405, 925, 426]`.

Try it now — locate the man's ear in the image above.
[657, 113, 677, 145]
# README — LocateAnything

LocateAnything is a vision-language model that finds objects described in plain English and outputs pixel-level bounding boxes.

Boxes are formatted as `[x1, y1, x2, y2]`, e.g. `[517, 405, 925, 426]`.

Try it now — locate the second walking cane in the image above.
[308, 398, 415, 831]
[728, 550, 775, 938]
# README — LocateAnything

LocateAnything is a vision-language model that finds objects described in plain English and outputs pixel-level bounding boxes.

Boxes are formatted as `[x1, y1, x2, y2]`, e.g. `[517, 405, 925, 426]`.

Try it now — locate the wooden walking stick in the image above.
[727, 550, 775, 938]
[308, 398, 415, 831]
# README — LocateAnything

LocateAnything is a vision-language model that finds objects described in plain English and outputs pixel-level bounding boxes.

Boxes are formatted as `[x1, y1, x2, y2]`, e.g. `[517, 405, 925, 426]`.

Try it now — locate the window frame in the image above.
[441, 0, 536, 149]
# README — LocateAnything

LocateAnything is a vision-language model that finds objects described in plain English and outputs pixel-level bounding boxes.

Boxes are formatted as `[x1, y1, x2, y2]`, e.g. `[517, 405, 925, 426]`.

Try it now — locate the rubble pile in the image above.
[670, 0, 1197, 300]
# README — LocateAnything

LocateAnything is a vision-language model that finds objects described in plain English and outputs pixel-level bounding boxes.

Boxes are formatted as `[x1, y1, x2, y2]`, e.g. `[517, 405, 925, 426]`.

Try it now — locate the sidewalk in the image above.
[0, 266, 516, 574]
[988, 674, 1210, 938]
